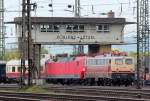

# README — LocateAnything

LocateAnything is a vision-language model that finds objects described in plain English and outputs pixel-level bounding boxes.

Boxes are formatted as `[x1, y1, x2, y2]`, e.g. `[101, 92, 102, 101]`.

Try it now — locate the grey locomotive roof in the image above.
[7, 17, 134, 25]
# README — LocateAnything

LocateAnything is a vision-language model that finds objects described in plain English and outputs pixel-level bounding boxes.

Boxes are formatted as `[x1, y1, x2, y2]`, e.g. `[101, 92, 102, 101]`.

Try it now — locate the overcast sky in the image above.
[4, 0, 137, 53]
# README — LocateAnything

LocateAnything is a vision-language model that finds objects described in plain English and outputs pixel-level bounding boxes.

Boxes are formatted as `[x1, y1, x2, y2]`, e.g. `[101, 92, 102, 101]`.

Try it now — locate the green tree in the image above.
[128, 51, 137, 57]
[4, 49, 20, 61]
[41, 47, 48, 54]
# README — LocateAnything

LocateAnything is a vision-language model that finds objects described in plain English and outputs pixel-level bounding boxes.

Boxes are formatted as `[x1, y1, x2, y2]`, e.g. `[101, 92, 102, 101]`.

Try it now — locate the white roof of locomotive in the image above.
[6, 59, 28, 66]
[6, 58, 50, 66]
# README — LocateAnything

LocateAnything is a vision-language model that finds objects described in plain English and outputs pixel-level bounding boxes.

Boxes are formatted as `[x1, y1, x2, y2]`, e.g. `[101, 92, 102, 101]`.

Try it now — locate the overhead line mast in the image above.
[27, 0, 33, 86]
[20, 0, 26, 88]
[21, 0, 36, 86]
[0, 0, 5, 60]
[137, 0, 150, 89]
[74, 0, 84, 54]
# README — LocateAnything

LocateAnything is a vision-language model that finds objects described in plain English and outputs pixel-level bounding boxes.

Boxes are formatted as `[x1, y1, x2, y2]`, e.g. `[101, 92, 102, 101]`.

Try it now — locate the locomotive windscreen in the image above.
[125, 59, 133, 65]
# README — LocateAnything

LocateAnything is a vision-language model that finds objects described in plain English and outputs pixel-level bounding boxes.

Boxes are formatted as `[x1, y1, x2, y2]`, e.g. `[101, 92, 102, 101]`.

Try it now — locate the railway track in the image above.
[45, 84, 150, 93]
[47, 88, 150, 100]
[0, 84, 19, 90]
[0, 84, 149, 100]
[0, 91, 146, 101]
[43, 85, 150, 100]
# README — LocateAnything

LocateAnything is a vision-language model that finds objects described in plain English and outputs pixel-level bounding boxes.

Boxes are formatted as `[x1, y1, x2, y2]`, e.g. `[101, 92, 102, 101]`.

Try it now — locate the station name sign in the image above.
[56, 35, 95, 40]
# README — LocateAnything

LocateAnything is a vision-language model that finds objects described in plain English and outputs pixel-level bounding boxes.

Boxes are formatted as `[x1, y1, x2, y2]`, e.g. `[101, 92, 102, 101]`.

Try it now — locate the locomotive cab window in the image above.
[125, 59, 133, 65]
[115, 59, 123, 65]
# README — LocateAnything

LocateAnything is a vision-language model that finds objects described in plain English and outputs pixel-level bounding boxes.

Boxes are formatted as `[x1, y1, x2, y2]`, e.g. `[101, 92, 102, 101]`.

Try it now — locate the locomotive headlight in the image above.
[83, 68, 86, 72]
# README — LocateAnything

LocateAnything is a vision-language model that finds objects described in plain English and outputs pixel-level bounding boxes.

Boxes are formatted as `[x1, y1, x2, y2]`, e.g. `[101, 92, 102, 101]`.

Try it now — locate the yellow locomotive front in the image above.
[110, 56, 135, 86]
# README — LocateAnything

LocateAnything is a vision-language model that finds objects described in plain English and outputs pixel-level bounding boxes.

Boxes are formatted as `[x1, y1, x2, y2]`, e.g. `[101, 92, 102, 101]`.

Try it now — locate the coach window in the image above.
[86, 59, 89, 66]
[90, 59, 94, 65]
[97, 59, 105, 65]
[8, 66, 11, 72]
[18, 67, 21, 72]
[12, 66, 15, 72]
[6, 67, 8, 72]
[87, 59, 94, 66]
[97, 59, 101, 65]
[115, 59, 123, 65]
[92, 59, 97, 66]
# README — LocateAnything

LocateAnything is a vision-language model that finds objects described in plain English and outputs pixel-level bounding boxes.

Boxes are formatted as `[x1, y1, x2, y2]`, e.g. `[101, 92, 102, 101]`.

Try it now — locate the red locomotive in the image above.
[45, 56, 85, 84]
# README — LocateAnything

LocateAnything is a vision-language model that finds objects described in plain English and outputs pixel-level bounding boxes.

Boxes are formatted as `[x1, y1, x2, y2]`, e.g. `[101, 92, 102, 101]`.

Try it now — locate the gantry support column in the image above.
[33, 44, 44, 85]
[33, 44, 41, 79]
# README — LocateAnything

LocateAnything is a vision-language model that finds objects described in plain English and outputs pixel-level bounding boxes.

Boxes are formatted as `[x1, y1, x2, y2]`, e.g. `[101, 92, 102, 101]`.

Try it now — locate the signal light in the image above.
[68, 5, 72, 8]
[48, 4, 52, 7]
